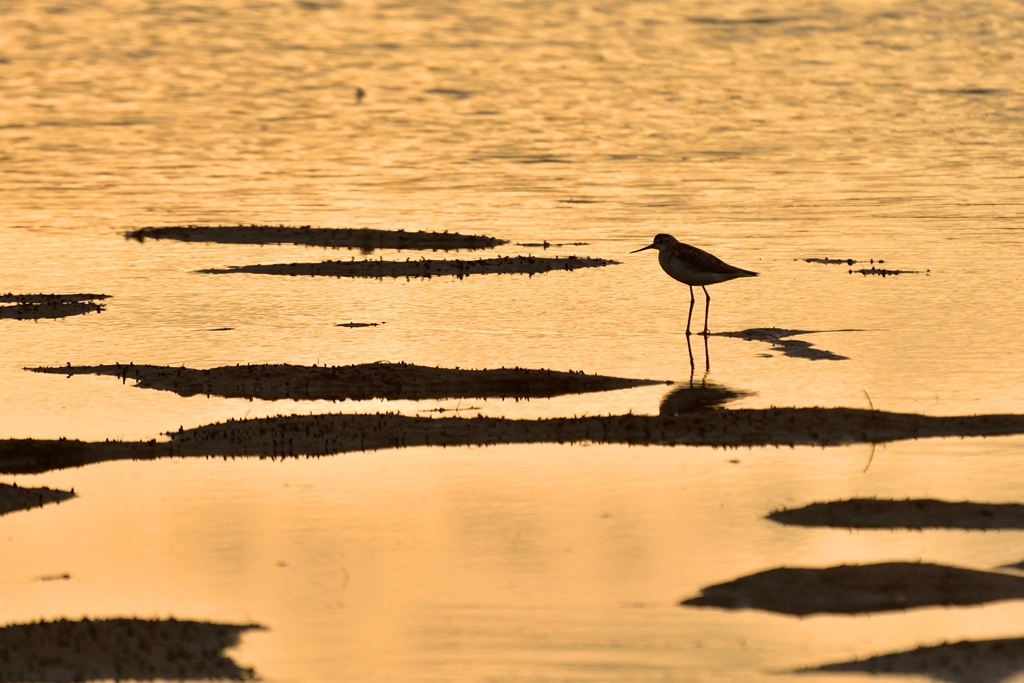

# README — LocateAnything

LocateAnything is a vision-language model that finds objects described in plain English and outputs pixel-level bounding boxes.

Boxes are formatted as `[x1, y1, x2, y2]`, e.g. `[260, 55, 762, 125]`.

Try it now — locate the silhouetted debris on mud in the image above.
[0, 482, 75, 517]
[28, 362, 664, 402]
[681, 562, 1024, 616]
[0, 294, 108, 320]
[769, 498, 1024, 530]
[0, 618, 263, 682]
[715, 328, 849, 361]
[125, 225, 506, 252]
[801, 637, 1024, 683]
[801, 258, 927, 277]
[336, 322, 384, 328]
[199, 255, 618, 279]
[516, 241, 589, 248]
[35, 573, 71, 582]
[658, 382, 749, 415]
[5, 407, 1024, 474]
[803, 257, 885, 266]
[852, 266, 926, 276]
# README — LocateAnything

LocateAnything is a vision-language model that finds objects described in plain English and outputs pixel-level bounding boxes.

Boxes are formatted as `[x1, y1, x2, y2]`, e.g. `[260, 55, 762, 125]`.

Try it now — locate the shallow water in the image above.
[2, 0, 1024, 680]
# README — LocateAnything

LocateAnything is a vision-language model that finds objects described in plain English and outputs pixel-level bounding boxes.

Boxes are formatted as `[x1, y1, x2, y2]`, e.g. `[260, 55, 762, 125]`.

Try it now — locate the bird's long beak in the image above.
[630, 244, 656, 254]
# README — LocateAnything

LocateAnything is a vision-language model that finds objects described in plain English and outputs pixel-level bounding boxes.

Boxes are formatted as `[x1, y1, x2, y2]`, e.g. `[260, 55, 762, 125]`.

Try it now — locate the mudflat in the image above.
[682, 562, 1024, 616]
[0, 294, 108, 321]
[769, 498, 1024, 530]
[4, 407, 1024, 474]
[0, 482, 75, 517]
[802, 637, 1024, 683]
[0, 618, 262, 682]
[126, 225, 506, 251]
[200, 255, 618, 278]
[28, 362, 667, 401]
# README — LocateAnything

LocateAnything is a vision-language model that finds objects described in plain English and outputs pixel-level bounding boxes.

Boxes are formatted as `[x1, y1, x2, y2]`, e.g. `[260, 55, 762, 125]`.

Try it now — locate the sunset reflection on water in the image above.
[2, 0, 1024, 679]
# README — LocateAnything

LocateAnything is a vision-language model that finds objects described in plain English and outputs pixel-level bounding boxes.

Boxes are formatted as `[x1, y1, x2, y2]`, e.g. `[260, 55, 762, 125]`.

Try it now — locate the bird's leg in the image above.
[686, 333, 695, 384]
[703, 332, 710, 375]
[686, 286, 695, 336]
[701, 286, 711, 336]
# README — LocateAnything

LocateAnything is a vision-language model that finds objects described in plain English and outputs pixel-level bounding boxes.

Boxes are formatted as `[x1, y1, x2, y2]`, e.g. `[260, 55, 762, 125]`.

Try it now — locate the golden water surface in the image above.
[2, 0, 1024, 680]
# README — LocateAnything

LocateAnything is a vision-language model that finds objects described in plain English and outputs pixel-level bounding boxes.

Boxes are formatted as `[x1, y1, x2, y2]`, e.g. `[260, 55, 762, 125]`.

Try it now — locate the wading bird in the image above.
[631, 233, 757, 336]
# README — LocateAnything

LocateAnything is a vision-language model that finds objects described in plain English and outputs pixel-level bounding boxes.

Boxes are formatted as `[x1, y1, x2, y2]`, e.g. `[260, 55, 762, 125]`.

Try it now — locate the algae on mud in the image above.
[0, 618, 263, 682]
[126, 225, 506, 251]
[4, 407, 1024, 474]
[682, 562, 1024, 616]
[769, 498, 1024, 530]
[199, 255, 618, 278]
[28, 362, 666, 401]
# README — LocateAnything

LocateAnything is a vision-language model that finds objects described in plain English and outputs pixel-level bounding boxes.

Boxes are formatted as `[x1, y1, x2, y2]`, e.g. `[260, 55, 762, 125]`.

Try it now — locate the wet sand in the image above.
[4, 407, 1024, 474]
[802, 637, 1024, 683]
[681, 562, 1024, 616]
[0, 294, 108, 321]
[713, 328, 850, 361]
[0, 618, 262, 682]
[769, 498, 1024, 530]
[199, 255, 618, 278]
[0, 482, 75, 517]
[28, 362, 666, 401]
[126, 225, 506, 251]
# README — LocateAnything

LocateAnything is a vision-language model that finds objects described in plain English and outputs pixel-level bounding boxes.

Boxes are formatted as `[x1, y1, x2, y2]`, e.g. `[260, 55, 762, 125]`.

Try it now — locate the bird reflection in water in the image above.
[660, 335, 749, 416]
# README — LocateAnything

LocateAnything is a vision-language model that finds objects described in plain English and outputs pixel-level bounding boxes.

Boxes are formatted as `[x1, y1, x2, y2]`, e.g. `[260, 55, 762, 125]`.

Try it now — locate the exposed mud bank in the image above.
[0, 618, 263, 682]
[769, 498, 1024, 530]
[801, 637, 1024, 683]
[0, 294, 108, 320]
[682, 562, 1024, 616]
[200, 255, 617, 278]
[4, 407, 1024, 474]
[0, 482, 75, 517]
[126, 225, 506, 251]
[28, 362, 666, 401]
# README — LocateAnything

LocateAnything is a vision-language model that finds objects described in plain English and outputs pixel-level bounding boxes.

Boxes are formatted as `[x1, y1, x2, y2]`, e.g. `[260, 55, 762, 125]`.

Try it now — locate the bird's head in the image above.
[630, 233, 677, 254]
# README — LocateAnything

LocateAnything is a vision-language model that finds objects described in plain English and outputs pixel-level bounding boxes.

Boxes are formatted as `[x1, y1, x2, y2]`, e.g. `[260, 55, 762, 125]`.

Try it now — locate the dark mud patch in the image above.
[28, 362, 664, 402]
[0, 618, 263, 682]
[199, 255, 618, 279]
[0, 482, 75, 517]
[801, 637, 1024, 683]
[0, 294, 108, 321]
[714, 328, 850, 361]
[5, 407, 1024, 474]
[126, 225, 506, 252]
[682, 562, 1024, 616]
[769, 498, 1024, 530]
[658, 382, 749, 415]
